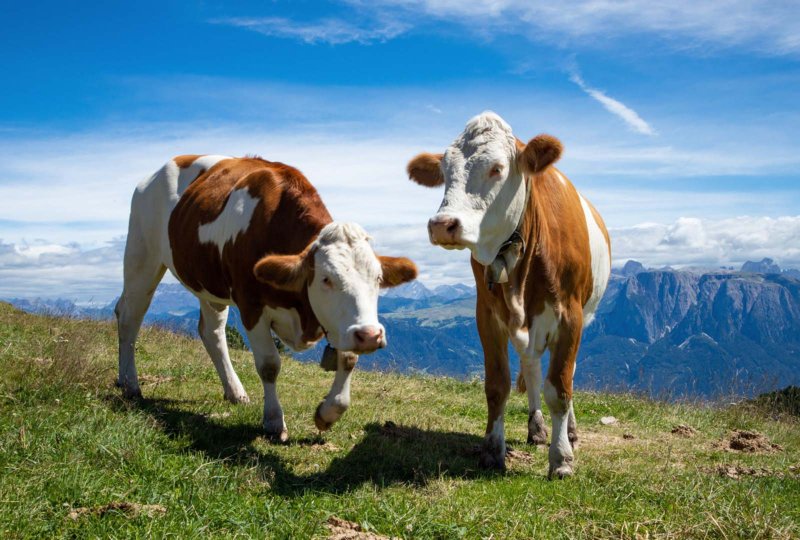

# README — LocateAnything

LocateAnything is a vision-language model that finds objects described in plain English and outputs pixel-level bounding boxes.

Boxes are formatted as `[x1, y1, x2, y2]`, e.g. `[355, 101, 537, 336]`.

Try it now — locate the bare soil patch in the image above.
[326, 516, 396, 540]
[671, 424, 698, 438]
[67, 502, 166, 520]
[716, 430, 782, 453]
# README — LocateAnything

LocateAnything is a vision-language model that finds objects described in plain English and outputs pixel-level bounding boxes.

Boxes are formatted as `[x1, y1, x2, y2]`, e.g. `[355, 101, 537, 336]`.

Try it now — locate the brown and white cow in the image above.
[116, 155, 417, 440]
[407, 112, 611, 478]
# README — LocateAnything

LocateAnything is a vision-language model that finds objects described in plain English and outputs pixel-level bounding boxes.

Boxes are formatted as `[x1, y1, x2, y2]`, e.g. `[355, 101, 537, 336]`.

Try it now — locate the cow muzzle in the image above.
[347, 324, 386, 353]
[428, 215, 463, 247]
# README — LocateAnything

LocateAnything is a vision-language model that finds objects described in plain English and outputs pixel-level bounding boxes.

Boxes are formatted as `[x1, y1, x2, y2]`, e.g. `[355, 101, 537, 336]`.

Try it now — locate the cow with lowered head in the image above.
[116, 155, 417, 440]
[407, 112, 611, 478]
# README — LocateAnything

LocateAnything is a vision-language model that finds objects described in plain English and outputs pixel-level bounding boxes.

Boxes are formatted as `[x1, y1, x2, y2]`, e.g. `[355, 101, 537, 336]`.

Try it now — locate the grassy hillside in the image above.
[0, 302, 798, 539]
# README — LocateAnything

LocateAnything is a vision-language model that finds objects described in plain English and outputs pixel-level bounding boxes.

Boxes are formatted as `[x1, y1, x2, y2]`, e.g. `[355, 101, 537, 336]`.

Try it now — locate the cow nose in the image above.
[354, 326, 384, 351]
[428, 216, 461, 245]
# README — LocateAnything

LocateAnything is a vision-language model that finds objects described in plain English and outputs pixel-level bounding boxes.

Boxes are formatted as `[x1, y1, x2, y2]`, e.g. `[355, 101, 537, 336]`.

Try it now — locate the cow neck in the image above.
[485, 175, 531, 290]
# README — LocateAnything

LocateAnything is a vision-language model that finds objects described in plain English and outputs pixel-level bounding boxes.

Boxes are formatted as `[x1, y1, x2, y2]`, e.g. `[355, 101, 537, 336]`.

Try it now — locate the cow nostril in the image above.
[446, 219, 459, 234]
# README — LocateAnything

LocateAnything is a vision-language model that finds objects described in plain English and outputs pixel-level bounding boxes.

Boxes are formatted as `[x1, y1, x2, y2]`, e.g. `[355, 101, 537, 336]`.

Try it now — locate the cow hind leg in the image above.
[115, 240, 166, 399]
[519, 353, 548, 445]
[245, 314, 287, 442]
[198, 300, 249, 404]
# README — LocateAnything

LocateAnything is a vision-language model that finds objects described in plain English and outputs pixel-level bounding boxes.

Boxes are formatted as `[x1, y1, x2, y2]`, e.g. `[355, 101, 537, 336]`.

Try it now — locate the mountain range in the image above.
[7, 257, 799, 399]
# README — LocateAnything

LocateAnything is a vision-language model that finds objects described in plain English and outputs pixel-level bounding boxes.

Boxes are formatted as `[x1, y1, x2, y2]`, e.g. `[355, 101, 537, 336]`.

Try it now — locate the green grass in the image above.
[0, 302, 798, 539]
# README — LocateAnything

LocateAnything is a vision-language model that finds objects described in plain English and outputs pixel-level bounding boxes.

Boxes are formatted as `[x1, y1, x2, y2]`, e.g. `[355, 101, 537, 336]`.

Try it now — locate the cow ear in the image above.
[517, 135, 563, 175]
[407, 153, 445, 187]
[254, 248, 312, 292]
[378, 256, 418, 288]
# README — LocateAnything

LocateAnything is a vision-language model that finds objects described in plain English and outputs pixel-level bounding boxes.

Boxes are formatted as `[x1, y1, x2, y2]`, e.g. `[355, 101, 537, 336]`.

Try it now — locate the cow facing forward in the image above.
[407, 112, 610, 478]
[117, 155, 417, 440]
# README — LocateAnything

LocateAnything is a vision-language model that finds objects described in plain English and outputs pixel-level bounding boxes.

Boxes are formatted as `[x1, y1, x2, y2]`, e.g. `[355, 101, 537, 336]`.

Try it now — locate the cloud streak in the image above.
[211, 16, 408, 45]
[570, 72, 655, 136]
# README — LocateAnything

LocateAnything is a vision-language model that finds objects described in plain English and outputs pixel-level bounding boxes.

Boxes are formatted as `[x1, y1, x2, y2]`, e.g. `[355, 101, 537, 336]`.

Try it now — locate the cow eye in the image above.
[490, 165, 503, 177]
[321, 276, 333, 288]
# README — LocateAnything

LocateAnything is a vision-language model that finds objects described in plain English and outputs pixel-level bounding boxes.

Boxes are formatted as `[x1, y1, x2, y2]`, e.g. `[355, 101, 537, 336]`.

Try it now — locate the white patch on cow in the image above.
[197, 188, 260, 256]
[578, 194, 611, 326]
[528, 302, 560, 356]
[307, 222, 385, 352]
[264, 305, 307, 351]
[434, 111, 528, 265]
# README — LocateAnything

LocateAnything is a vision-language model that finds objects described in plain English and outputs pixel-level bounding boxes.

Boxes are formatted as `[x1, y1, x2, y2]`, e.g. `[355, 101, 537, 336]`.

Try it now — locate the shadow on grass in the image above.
[105, 394, 505, 496]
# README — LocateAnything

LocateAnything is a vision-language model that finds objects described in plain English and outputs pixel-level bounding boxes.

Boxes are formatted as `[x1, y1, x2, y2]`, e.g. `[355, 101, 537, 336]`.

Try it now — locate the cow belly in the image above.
[578, 194, 610, 326]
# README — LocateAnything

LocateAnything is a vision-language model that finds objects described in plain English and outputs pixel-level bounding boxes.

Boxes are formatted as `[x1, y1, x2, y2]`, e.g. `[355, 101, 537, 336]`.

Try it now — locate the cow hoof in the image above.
[314, 403, 333, 432]
[527, 429, 548, 446]
[548, 464, 574, 480]
[265, 428, 289, 443]
[478, 450, 507, 471]
[121, 386, 142, 400]
[225, 392, 250, 405]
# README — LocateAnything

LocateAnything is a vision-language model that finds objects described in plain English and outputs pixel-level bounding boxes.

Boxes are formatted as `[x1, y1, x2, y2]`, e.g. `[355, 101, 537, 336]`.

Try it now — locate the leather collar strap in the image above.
[486, 176, 531, 291]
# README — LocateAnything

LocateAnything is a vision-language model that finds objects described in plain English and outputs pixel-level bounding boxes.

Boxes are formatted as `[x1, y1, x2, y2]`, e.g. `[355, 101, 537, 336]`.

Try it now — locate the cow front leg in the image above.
[246, 314, 287, 442]
[314, 351, 357, 431]
[545, 305, 582, 479]
[476, 303, 511, 470]
[198, 300, 249, 404]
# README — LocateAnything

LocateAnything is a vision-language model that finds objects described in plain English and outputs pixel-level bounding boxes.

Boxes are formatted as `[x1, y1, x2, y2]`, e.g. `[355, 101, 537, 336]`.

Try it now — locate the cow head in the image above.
[407, 111, 562, 265]
[253, 222, 417, 353]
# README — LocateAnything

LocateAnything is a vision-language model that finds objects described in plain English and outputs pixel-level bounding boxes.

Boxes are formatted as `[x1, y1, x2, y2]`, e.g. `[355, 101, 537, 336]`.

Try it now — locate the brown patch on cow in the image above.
[671, 424, 698, 438]
[168, 157, 331, 334]
[715, 430, 782, 453]
[173, 154, 202, 168]
[326, 516, 396, 540]
[406, 153, 444, 187]
[378, 255, 418, 288]
[517, 135, 563, 175]
[67, 502, 166, 520]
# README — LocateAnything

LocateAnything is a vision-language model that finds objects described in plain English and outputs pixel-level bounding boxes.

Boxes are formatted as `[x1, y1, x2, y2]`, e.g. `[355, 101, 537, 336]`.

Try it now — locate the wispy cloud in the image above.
[569, 71, 656, 136]
[211, 16, 408, 45]
[359, 0, 800, 55]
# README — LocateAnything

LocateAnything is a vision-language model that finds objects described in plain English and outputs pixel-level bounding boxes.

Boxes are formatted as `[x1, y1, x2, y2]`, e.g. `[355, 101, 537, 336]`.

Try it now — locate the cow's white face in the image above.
[407, 111, 563, 266]
[254, 222, 417, 353]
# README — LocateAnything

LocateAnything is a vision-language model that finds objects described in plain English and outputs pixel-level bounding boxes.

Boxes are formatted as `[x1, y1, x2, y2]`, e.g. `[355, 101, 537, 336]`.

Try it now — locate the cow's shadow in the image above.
[108, 395, 511, 495]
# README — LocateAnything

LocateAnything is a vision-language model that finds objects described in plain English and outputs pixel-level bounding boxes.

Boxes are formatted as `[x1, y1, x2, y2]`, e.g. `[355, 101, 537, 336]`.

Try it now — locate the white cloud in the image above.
[569, 72, 655, 136]
[211, 16, 408, 45]
[358, 0, 800, 55]
[612, 215, 800, 268]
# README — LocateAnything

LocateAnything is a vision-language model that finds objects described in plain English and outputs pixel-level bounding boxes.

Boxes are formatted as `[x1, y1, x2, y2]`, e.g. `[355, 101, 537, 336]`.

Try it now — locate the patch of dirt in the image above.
[326, 516, 396, 540]
[308, 441, 340, 452]
[716, 430, 782, 453]
[623, 433, 635, 440]
[506, 448, 534, 463]
[671, 424, 698, 438]
[67, 502, 166, 520]
[138, 374, 174, 385]
[709, 464, 773, 480]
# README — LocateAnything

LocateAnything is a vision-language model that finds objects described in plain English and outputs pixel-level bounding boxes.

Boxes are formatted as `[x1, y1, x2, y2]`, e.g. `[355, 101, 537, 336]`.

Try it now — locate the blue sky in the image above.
[1, 0, 799, 300]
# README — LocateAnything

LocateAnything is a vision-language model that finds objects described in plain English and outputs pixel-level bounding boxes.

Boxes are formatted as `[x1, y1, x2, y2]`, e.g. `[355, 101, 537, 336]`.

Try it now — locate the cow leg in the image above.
[115, 230, 166, 399]
[314, 350, 358, 431]
[520, 352, 548, 445]
[198, 300, 249, 404]
[245, 313, 287, 442]
[477, 302, 511, 470]
[568, 401, 578, 447]
[544, 305, 583, 479]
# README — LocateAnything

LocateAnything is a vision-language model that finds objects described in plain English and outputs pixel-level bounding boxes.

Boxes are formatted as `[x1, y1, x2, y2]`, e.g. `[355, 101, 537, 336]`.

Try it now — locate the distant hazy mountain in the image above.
[7, 259, 800, 399]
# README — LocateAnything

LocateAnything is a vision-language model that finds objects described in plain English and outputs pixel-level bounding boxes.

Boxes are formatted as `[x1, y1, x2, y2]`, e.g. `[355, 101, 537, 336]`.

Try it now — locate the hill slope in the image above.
[0, 303, 798, 538]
